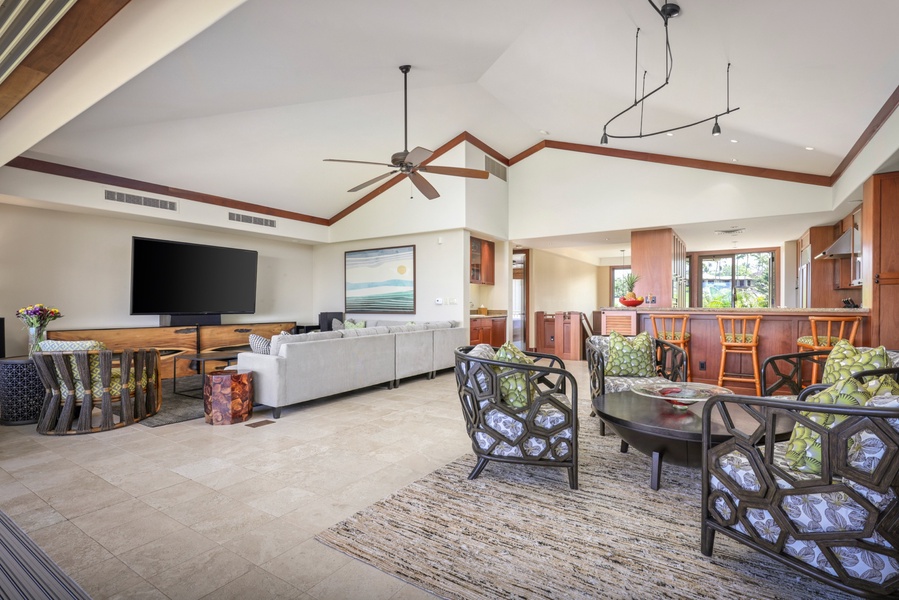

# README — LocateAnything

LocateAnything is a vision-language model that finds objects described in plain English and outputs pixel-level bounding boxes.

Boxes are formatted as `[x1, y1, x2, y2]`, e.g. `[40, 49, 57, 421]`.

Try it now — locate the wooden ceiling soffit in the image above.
[328, 132, 510, 224]
[512, 140, 830, 187]
[0, 0, 132, 120]
[6, 156, 330, 226]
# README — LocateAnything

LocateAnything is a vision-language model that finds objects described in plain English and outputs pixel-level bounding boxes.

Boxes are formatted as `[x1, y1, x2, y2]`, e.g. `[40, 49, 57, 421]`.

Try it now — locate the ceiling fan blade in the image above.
[324, 158, 393, 167]
[419, 165, 490, 179]
[405, 146, 433, 166]
[408, 172, 440, 200]
[347, 170, 398, 193]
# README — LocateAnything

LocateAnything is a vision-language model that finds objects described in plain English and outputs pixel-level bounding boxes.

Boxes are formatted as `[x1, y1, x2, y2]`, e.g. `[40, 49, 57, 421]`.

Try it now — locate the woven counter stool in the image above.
[796, 315, 861, 384]
[717, 315, 763, 396]
[650, 314, 692, 381]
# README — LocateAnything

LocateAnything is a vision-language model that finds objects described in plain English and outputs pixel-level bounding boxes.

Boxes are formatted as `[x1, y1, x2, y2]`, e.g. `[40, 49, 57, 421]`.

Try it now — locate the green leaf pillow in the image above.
[605, 331, 654, 377]
[344, 320, 366, 329]
[822, 340, 890, 384]
[493, 341, 537, 409]
[784, 375, 899, 474]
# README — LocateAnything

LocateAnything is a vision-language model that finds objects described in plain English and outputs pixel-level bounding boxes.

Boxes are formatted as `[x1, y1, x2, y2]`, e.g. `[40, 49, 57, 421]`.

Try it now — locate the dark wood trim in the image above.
[509, 141, 546, 166]
[0, 0, 132, 120]
[327, 172, 406, 224]
[539, 140, 831, 187]
[830, 83, 899, 185]
[6, 156, 330, 226]
[462, 132, 509, 166]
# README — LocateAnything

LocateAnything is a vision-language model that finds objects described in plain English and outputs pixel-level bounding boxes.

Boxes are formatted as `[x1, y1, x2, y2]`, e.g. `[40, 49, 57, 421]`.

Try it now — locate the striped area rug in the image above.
[317, 416, 857, 600]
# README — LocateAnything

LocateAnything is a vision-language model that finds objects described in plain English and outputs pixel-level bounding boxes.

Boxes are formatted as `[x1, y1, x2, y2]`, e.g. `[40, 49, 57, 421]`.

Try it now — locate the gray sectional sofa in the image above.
[235, 320, 467, 418]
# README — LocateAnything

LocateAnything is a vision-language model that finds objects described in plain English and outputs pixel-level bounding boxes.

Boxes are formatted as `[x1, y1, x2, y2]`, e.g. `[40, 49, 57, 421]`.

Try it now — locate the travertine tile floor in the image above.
[0, 361, 589, 600]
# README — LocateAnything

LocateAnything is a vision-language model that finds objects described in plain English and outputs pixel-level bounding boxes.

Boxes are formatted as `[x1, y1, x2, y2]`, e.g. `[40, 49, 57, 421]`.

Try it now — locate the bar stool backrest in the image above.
[808, 315, 861, 347]
[717, 315, 763, 347]
[650, 314, 689, 342]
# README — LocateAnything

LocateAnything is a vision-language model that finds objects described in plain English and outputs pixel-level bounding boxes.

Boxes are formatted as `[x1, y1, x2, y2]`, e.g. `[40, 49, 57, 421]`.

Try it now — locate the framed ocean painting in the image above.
[345, 245, 416, 313]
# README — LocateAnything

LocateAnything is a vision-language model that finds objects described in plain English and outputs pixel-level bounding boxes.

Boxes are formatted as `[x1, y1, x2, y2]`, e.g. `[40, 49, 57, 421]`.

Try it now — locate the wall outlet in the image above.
[699, 361, 707, 370]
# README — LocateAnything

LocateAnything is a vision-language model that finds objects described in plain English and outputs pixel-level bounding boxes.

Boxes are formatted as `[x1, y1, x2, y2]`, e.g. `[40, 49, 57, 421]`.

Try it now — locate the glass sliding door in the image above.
[701, 257, 733, 307]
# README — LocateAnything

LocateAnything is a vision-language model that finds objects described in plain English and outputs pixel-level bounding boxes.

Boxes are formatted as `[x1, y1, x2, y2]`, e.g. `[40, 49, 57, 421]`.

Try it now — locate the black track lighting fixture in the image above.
[599, 0, 739, 145]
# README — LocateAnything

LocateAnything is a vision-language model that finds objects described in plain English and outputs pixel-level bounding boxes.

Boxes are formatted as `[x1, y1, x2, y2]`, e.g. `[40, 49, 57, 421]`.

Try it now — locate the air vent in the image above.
[105, 190, 177, 211]
[715, 227, 745, 235]
[228, 212, 276, 228]
[0, 0, 77, 87]
[485, 156, 507, 181]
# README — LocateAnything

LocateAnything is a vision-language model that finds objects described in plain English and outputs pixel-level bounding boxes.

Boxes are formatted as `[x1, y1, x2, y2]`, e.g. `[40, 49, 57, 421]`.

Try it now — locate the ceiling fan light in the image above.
[712, 118, 721, 136]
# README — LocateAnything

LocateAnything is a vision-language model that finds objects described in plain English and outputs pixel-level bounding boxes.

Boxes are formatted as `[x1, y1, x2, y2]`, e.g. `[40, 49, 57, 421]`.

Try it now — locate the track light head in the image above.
[712, 118, 721, 136]
[600, 132, 609, 145]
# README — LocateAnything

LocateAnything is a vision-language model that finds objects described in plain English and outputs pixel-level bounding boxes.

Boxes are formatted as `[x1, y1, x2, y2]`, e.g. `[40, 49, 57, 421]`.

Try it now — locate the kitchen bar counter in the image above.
[594, 307, 870, 395]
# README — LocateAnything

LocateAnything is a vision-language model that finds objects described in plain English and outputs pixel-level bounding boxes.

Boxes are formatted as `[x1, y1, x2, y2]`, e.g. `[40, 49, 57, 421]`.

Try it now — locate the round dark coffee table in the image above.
[592, 387, 777, 490]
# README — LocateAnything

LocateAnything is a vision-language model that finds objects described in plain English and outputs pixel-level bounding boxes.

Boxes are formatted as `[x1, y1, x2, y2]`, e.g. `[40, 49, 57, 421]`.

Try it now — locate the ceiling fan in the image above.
[324, 65, 489, 200]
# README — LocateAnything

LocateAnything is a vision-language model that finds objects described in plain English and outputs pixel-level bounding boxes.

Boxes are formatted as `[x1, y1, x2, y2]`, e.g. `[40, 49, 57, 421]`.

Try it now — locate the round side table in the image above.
[0, 357, 45, 425]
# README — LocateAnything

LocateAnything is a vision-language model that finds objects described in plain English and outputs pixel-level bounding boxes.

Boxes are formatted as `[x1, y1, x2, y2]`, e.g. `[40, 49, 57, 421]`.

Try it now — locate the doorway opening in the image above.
[512, 250, 529, 351]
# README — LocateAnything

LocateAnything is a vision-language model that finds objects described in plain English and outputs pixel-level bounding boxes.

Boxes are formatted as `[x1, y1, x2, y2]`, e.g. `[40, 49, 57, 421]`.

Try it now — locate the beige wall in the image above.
[527, 249, 602, 348]
[0, 203, 314, 357]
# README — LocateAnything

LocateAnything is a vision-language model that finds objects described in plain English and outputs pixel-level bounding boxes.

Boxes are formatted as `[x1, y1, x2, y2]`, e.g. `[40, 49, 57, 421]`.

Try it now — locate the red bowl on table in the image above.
[618, 297, 644, 307]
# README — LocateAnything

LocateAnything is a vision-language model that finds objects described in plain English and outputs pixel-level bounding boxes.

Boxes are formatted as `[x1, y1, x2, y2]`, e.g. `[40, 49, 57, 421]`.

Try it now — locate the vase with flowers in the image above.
[16, 304, 63, 357]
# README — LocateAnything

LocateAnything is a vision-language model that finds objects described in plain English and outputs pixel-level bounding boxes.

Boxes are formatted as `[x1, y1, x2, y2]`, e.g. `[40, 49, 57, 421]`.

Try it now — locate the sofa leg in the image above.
[271, 407, 281, 419]
[387, 380, 394, 390]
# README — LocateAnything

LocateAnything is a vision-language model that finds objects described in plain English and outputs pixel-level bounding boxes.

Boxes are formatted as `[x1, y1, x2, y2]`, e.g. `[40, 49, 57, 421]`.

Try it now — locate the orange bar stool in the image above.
[796, 315, 862, 384]
[650, 314, 692, 381]
[717, 315, 763, 396]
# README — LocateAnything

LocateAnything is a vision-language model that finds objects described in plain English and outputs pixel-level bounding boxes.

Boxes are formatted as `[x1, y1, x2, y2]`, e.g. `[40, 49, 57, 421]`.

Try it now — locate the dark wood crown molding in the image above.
[0, 0, 132, 120]
[6, 156, 330, 226]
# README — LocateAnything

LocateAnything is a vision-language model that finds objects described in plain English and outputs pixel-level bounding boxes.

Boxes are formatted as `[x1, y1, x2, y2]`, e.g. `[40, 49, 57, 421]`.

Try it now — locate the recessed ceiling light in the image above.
[730, 139, 738, 143]
[805, 146, 814, 151]
[538, 130, 550, 136]
[732, 158, 738, 162]
[666, 132, 674, 137]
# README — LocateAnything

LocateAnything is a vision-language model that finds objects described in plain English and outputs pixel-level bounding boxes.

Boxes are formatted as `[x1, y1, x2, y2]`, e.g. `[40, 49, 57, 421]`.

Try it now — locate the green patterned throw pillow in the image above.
[821, 340, 890, 384]
[605, 331, 654, 377]
[344, 320, 366, 329]
[493, 341, 536, 409]
[784, 376, 899, 474]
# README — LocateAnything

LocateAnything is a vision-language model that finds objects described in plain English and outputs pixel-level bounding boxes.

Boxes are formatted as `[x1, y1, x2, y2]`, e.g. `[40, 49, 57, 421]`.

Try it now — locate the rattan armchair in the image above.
[454, 345, 578, 488]
[31, 348, 161, 435]
[702, 368, 899, 597]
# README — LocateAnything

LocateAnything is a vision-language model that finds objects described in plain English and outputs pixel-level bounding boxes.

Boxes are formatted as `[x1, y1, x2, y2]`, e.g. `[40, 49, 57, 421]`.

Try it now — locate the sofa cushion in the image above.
[785, 376, 899, 474]
[424, 320, 453, 330]
[341, 326, 388, 338]
[271, 330, 342, 354]
[605, 331, 654, 377]
[822, 340, 891, 384]
[248, 334, 271, 354]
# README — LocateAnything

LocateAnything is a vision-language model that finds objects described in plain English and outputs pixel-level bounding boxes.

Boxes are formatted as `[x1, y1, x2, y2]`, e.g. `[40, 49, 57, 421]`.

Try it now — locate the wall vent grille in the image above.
[485, 156, 507, 181]
[229, 212, 276, 228]
[104, 189, 177, 211]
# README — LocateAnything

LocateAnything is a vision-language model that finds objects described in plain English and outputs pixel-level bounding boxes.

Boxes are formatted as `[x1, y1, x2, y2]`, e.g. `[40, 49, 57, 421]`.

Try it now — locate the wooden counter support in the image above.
[535, 311, 584, 360]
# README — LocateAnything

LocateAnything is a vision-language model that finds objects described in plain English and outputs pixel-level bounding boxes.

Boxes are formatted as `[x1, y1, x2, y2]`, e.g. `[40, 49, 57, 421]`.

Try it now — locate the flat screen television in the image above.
[131, 237, 258, 316]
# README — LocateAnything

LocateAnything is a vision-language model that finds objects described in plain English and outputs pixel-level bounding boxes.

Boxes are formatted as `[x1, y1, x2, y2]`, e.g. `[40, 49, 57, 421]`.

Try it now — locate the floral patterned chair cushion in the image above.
[822, 340, 891, 384]
[475, 393, 573, 461]
[784, 376, 899, 474]
[493, 341, 538, 408]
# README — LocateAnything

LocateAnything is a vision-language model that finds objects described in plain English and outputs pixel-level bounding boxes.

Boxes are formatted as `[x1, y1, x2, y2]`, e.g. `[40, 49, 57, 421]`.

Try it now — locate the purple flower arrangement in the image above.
[15, 304, 63, 328]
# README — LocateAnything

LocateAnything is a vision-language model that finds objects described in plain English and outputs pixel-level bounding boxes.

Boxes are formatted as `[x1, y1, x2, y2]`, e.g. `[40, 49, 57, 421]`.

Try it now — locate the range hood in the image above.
[816, 229, 853, 259]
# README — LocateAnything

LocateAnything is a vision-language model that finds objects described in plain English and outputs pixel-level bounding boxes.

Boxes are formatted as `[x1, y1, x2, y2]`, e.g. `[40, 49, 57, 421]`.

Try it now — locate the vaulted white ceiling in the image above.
[14, 0, 899, 255]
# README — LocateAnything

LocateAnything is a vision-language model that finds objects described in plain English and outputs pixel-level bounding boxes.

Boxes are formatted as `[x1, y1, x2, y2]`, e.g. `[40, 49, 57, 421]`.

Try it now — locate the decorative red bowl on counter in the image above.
[618, 297, 644, 307]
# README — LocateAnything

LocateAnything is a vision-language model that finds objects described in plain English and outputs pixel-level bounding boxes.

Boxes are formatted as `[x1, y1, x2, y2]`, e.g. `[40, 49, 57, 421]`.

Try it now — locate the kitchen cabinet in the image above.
[470, 237, 495, 285]
[797, 226, 846, 308]
[631, 228, 686, 308]
[469, 317, 506, 346]
[862, 172, 899, 348]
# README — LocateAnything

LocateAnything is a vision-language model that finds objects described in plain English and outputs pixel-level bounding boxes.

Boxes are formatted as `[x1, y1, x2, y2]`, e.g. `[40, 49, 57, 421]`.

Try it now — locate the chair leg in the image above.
[468, 457, 490, 480]
[567, 466, 578, 490]
[718, 346, 727, 387]
[752, 348, 762, 396]
[701, 523, 716, 556]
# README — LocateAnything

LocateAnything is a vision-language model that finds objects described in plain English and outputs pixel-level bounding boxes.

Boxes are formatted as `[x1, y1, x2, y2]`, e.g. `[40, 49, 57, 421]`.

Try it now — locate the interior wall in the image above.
[0, 203, 313, 357]
[528, 249, 601, 348]
[312, 228, 466, 323]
